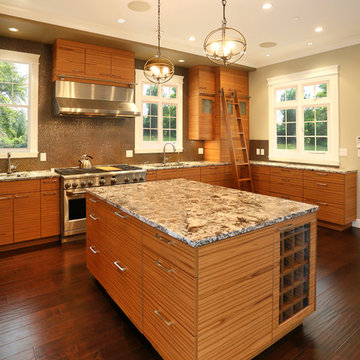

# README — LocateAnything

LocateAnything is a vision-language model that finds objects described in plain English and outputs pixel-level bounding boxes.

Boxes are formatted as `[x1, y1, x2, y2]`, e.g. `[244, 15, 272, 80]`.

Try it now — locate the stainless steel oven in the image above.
[63, 188, 87, 237]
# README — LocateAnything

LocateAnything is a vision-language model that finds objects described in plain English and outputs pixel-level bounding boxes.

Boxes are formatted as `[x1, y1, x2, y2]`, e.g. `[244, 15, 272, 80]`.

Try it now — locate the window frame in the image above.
[0, 50, 39, 159]
[268, 66, 339, 166]
[135, 69, 183, 154]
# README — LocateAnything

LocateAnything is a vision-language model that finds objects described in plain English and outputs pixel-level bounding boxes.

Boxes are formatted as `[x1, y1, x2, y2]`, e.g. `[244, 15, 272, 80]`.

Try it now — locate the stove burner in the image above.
[112, 164, 143, 171]
[55, 164, 143, 175]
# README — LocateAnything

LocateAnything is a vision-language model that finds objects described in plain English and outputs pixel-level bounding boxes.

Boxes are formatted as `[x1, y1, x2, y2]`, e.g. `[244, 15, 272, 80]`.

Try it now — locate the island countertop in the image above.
[87, 178, 318, 247]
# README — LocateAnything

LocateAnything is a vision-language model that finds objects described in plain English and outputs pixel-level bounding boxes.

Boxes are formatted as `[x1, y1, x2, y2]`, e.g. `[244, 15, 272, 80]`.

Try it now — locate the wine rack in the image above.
[279, 223, 310, 324]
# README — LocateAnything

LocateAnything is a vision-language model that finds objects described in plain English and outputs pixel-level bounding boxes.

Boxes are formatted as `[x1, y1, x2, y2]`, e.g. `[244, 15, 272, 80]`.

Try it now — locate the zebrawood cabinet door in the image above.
[0, 195, 13, 245]
[41, 191, 60, 238]
[14, 192, 41, 243]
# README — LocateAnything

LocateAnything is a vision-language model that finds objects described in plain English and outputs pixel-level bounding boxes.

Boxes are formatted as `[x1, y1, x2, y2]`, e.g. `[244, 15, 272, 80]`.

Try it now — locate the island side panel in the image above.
[197, 225, 275, 360]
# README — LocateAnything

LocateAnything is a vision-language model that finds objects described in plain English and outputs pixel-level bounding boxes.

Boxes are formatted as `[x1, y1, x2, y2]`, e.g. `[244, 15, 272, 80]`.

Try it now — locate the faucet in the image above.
[7, 153, 17, 175]
[162, 143, 176, 164]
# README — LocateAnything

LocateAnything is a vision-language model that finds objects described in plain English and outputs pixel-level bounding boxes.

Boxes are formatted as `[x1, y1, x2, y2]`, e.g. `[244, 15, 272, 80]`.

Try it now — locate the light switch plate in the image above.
[260, 149, 265, 155]
[198, 148, 204, 155]
[256, 148, 260, 155]
[40, 153, 47, 161]
[126, 150, 133, 158]
[339, 148, 348, 157]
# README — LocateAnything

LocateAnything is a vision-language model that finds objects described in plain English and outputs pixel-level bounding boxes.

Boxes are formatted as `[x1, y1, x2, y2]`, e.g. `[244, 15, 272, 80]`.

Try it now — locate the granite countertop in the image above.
[0, 170, 59, 182]
[141, 161, 230, 171]
[250, 160, 356, 174]
[88, 179, 318, 248]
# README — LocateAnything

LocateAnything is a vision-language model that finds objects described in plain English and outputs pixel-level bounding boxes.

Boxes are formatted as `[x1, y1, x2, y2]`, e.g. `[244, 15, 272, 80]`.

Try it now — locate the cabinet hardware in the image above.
[43, 192, 57, 196]
[89, 214, 98, 221]
[155, 260, 174, 273]
[71, 70, 83, 73]
[154, 310, 173, 326]
[114, 211, 126, 219]
[113, 261, 126, 271]
[316, 172, 328, 176]
[316, 183, 328, 186]
[0, 197, 11, 201]
[89, 246, 99, 254]
[89, 198, 98, 203]
[43, 180, 57, 183]
[199, 92, 216, 97]
[67, 191, 87, 196]
[317, 201, 328, 206]
[155, 233, 174, 245]
[15, 194, 29, 199]
[277, 224, 293, 231]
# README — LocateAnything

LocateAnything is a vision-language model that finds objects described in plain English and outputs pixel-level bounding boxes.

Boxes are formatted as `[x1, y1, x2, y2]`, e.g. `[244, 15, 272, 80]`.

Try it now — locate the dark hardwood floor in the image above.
[0, 226, 359, 360]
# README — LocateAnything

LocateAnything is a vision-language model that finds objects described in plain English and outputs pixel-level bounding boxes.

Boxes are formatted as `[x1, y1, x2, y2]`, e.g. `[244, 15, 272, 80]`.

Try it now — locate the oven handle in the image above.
[66, 191, 87, 197]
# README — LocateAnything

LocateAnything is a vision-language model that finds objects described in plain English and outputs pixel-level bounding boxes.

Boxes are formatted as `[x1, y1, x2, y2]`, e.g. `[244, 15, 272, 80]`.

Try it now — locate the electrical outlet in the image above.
[358, 149, 360, 157]
[256, 148, 260, 155]
[339, 148, 348, 157]
[198, 148, 204, 155]
[260, 149, 265, 155]
[126, 150, 133, 158]
[40, 153, 47, 161]
[357, 136, 360, 148]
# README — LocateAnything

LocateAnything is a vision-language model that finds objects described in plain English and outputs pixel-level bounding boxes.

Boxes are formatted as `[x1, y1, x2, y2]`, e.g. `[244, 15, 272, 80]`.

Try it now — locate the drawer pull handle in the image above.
[15, 194, 29, 199]
[89, 246, 99, 254]
[317, 201, 328, 206]
[89, 214, 98, 221]
[278, 224, 293, 231]
[114, 211, 126, 219]
[317, 183, 328, 186]
[113, 261, 126, 271]
[0, 196, 11, 201]
[155, 260, 174, 273]
[43, 191, 57, 196]
[154, 310, 173, 326]
[155, 233, 174, 245]
[89, 198, 98, 203]
[316, 172, 328, 176]
[43, 180, 57, 183]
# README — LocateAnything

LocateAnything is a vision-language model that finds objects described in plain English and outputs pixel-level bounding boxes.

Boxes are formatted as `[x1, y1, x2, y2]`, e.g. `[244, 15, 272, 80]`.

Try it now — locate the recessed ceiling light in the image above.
[262, 3, 272, 10]
[8, 27, 18, 32]
[315, 26, 323, 32]
[178, 59, 185, 63]
[292, 16, 300, 21]
[259, 42, 277, 48]
[189, 36, 196, 41]
[128, 1, 151, 12]
[266, 54, 271, 57]
[307, 42, 313, 46]
[117, 18, 126, 24]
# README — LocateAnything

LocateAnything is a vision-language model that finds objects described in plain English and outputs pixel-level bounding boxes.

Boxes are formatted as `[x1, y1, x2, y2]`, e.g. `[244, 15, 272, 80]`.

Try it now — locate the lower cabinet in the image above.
[0, 195, 13, 245]
[86, 194, 317, 360]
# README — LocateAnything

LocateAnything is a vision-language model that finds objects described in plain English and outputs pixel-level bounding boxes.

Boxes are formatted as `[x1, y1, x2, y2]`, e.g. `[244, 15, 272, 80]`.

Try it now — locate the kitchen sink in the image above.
[0, 172, 30, 179]
[151, 162, 185, 168]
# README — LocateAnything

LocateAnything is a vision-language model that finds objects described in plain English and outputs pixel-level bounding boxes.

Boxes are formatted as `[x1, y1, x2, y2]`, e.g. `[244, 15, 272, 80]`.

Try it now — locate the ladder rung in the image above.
[232, 132, 244, 135]
[234, 147, 247, 150]
[235, 161, 249, 166]
[238, 178, 252, 182]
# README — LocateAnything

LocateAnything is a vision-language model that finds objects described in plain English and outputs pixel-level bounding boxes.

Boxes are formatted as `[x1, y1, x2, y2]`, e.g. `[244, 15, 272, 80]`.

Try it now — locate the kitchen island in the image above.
[86, 179, 318, 360]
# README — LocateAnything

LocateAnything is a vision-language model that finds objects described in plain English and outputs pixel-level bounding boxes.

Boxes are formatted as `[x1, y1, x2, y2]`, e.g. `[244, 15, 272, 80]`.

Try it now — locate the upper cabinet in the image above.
[52, 39, 135, 86]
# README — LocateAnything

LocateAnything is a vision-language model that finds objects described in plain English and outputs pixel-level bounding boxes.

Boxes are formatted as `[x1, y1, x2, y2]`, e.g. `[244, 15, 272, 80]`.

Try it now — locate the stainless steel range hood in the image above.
[53, 80, 140, 117]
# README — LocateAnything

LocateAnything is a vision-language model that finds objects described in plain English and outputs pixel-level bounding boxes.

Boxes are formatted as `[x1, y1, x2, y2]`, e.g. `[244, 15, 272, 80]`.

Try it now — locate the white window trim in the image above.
[268, 65, 339, 166]
[0, 50, 39, 159]
[134, 69, 183, 154]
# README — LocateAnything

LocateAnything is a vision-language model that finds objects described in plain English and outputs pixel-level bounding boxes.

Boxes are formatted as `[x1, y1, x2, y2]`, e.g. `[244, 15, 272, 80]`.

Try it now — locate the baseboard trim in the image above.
[352, 219, 360, 228]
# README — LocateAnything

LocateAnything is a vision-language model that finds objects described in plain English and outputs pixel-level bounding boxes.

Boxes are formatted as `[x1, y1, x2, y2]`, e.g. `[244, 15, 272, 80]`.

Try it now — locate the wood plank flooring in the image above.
[0, 226, 359, 360]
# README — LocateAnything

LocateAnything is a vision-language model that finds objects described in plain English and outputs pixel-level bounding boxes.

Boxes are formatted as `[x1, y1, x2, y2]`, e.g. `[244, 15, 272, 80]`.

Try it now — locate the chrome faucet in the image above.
[162, 143, 176, 164]
[7, 153, 17, 175]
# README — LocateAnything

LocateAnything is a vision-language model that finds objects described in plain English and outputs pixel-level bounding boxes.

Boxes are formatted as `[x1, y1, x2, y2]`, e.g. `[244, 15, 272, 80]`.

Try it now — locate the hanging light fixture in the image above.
[203, 0, 247, 66]
[144, 0, 174, 84]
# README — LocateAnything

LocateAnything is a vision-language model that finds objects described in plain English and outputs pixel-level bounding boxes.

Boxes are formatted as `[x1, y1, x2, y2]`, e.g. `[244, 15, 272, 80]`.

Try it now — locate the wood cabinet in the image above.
[52, 39, 135, 86]
[0, 178, 60, 248]
[156, 167, 201, 182]
[251, 164, 357, 230]
[86, 194, 317, 360]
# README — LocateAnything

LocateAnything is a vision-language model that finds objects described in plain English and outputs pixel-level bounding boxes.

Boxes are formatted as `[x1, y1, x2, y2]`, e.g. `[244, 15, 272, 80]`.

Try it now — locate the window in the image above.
[268, 66, 339, 165]
[0, 50, 39, 158]
[135, 69, 183, 153]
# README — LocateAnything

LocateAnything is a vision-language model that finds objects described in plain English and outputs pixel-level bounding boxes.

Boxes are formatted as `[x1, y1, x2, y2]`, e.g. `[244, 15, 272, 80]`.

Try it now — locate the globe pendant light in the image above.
[203, 0, 247, 66]
[144, 0, 174, 84]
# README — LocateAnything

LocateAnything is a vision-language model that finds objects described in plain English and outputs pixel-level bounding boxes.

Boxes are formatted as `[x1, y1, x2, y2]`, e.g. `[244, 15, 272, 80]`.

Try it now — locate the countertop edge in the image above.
[142, 161, 230, 171]
[87, 189, 318, 248]
[0, 171, 60, 182]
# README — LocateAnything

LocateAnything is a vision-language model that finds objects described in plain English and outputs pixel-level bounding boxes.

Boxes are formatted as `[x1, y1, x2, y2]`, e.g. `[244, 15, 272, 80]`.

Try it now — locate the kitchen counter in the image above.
[0, 170, 59, 182]
[250, 160, 356, 174]
[141, 161, 229, 171]
[87, 178, 318, 247]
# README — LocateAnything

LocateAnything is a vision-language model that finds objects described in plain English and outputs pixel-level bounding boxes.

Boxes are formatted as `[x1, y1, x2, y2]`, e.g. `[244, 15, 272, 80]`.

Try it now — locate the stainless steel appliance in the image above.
[55, 164, 146, 240]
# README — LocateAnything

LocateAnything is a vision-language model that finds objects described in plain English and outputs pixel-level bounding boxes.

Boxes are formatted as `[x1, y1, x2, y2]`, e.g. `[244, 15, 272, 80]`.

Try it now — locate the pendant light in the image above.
[144, 0, 174, 84]
[203, 0, 247, 66]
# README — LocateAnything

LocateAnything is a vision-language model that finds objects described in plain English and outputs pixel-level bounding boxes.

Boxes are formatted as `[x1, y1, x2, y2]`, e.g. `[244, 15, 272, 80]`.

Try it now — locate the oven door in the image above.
[63, 190, 87, 237]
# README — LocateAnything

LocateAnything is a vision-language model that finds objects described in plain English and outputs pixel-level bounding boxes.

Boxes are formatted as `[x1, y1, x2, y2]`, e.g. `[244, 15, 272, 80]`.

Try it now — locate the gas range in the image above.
[55, 164, 146, 189]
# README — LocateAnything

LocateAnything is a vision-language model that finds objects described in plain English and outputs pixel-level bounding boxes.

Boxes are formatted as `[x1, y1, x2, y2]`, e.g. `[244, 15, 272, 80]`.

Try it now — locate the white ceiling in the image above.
[0, 0, 359, 68]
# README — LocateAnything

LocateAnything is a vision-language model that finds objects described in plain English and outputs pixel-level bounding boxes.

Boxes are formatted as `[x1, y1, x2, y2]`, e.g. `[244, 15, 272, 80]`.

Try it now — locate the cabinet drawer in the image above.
[270, 192, 303, 203]
[251, 165, 270, 177]
[303, 198, 344, 224]
[86, 196, 106, 244]
[41, 178, 59, 191]
[270, 167, 303, 179]
[200, 165, 224, 176]
[253, 180, 270, 195]
[201, 173, 225, 183]
[0, 195, 13, 245]
[146, 171, 157, 181]
[143, 225, 197, 277]
[303, 180, 344, 205]
[143, 247, 196, 335]
[303, 170, 344, 184]
[41, 190, 60, 238]
[157, 168, 201, 181]
[0, 179, 40, 195]
[86, 240, 108, 289]
[269, 179, 303, 198]
[143, 292, 196, 360]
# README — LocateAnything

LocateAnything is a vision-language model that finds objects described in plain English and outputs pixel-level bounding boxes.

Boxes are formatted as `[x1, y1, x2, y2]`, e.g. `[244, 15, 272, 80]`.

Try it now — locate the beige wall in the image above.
[249, 44, 360, 219]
